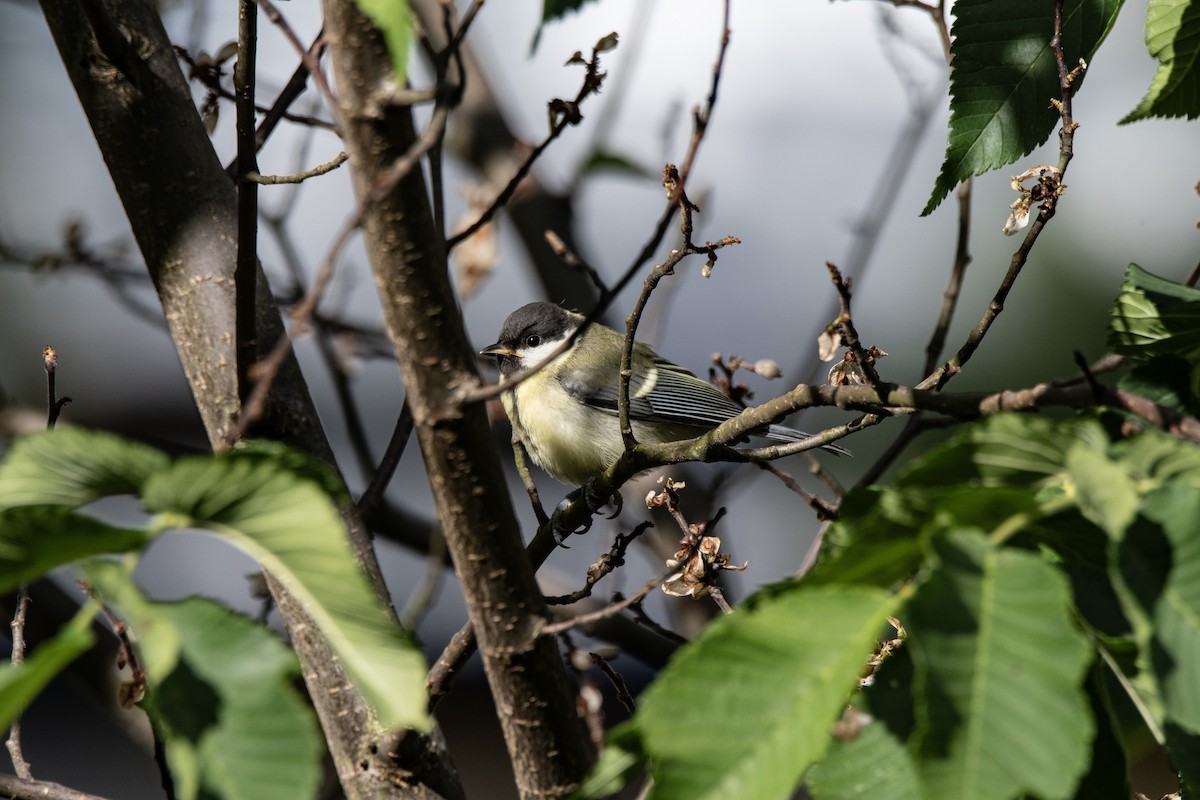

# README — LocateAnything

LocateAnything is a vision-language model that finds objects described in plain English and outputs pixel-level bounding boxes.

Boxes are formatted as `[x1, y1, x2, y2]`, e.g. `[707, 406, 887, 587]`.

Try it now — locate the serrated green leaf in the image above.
[0, 427, 169, 510]
[142, 446, 428, 732]
[1113, 426, 1200, 488]
[1109, 263, 1200, 361]
[0, 506, 149, 593]
[0, 601, 96, 731]
[1122, 0, 1200, 122]
[633, 584, 896, 800]
[84, 561, 321, 800]
[354, 0, 409, 83]
[806, 721, 920, 800]
[1065, 440, 1140, 536]
[1136, 486, 1200, 732]
[923, 0, 1123, 215]
[900, 414, 1107, 487]
[1118, 355, 1200, 416]
[908, 530, 1093, 800]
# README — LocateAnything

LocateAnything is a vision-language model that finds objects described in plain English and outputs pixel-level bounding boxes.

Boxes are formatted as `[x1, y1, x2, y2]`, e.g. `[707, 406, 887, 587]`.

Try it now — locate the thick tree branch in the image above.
[320, 2, 594, 797]
[35, 2, 455, 798]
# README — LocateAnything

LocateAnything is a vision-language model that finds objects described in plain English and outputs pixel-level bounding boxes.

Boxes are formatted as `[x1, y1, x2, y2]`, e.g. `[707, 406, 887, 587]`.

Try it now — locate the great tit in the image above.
[480, 302, 847, 487]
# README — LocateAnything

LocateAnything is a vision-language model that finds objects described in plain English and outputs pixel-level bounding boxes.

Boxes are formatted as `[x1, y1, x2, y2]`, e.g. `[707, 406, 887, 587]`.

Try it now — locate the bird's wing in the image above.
[560, 353, 744, 428]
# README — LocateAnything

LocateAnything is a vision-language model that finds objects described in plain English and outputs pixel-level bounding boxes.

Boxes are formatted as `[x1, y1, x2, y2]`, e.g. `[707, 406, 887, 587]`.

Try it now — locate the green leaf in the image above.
[577, 149, 654, 181]
[0, 505, 149, 593]
[923, 0, 1123, 215]
[806, 721, 921, 800]
[0, 427, 169, 510]
[142, 445, 428, 732]
[354, 0, 409, 83]
[899, 414, 1107, 488]
[573, 723, 644, 799]
[1130, 486, 1200, 732]
[84, 561, 321, 800]
[1072, 663, 1130, 800]
[0, 601, 96, 732]
[1109, 263, 1200, 362]
[1118, 355, 1200, 416]
[1064, 440, 1140, 536]
[531, 0, 600, 52]
[907, 530, 1093, 800]
[1121, 0, 1200, 122]
[632, 584, 897, 800]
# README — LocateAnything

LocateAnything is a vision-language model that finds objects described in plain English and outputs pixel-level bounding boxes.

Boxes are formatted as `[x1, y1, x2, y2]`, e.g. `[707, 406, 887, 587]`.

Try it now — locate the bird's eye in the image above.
[525, 334, 541, 348]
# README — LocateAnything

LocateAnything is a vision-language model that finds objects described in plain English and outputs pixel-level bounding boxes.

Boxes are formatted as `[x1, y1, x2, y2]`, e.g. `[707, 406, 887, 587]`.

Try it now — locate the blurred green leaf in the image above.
[1109, 263, 1200, 359]
[1121, 0, 1200, 122]
[907, 531, 1093, 800]
[142, 446, 428, 732]
[532, 0, 600, 52]
[806, 720, 920, 800]
[573, 723, 644, 799]
[632, 584, 896, 800]
[899, 414, 1107, 488]
[0, 427, 168, 510]
[85, 561, 322, 800]
[578, 149, 653, 181]
[0, 601, 96, 732]
[923, 0, 1122, 215]
[1065, 441, 1140, 536]
[355, 0, 409, 82]
[0, 505, 149, 593]
[1118, 355, 1200, 416]
[1071, 664, 1130, 800]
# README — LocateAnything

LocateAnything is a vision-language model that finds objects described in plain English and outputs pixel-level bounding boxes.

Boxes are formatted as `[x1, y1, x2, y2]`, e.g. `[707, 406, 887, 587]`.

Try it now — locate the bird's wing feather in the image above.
[560, 354, 744, 428]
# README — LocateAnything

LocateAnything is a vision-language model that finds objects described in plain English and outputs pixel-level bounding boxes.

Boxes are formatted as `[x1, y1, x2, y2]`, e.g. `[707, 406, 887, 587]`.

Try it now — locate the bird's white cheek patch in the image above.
[521, 336, 575, 370]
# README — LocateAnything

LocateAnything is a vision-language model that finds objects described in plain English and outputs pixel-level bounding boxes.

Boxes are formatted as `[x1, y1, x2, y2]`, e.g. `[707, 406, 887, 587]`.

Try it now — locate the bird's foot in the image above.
[549, 480, 622, 546]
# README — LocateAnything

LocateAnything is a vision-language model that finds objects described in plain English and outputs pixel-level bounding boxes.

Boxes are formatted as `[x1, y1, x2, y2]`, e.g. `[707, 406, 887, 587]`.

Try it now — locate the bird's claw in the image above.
[548, 481, 621, 546]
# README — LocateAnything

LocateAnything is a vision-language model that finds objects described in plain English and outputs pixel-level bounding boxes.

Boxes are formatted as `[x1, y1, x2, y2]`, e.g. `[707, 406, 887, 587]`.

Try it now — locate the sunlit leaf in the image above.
[632, 584, 897, 800]
[0, 427, 168, 510]
[142, 444, 428, 732]
[355, 0, 410, 83]
[807, 720, 920, 800]
[0, 505, 149, 593]
[0, 601, 96, 732]
[908, 531, 1093, 800]
[1122, 0, 1200, 122]
[923, 0, 1123, 215]
[85, 561, 322, 800]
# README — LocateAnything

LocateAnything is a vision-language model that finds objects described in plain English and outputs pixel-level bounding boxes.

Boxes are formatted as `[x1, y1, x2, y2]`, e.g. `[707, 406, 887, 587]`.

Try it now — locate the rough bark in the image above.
[36, 1, 458, 797]
[320, 2, 595, 797]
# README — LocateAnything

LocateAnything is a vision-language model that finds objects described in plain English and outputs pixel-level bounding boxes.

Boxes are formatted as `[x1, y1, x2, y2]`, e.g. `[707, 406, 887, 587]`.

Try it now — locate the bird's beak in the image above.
[480, 342, 521, 358]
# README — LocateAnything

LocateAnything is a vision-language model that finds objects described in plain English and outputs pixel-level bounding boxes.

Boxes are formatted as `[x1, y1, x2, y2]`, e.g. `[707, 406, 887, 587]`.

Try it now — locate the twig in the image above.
[920, 0, 1078, 392]
[357, 401, 415, 518]
[510, 436, 550, 527]
[590, 651, 636, 714]
[256, 0, 343, 129]
[399, 527, 448, 630]
[0, 774, 114, 800]
[628, 598, 688, 644]
[446, 33, 612, 251]
[245, 151, 348, 184]
[544, 230, 609, 296]
[545, 523, 651, 605]
[6, 587, 32, 779]
[228, 104, 452, 445]
[235, 0, 259, 412]
[43, 347, 70, 428]
[542, 571, 665, 636]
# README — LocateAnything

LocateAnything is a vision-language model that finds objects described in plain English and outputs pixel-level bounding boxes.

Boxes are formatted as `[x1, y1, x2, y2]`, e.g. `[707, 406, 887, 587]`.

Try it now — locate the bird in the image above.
[480, 301, 848, 488]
